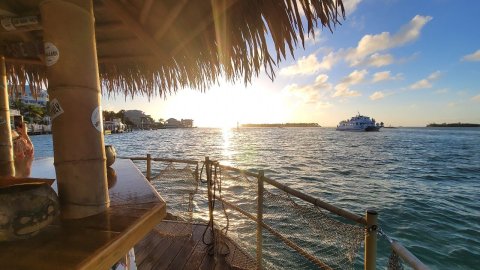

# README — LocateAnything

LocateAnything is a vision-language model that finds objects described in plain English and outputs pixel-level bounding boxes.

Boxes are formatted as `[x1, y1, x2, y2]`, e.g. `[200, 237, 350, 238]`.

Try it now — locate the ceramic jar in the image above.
[105, 145, 117, 167]
[0, 183, 60, 241]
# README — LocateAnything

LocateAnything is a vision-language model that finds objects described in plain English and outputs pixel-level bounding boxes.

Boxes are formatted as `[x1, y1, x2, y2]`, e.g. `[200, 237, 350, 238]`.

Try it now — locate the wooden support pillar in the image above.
[40, 0, 109, 219]
[256, 171, 264, 269]
[365, 209, 378, 270]
[0, 56, 15, 177]
[146, 153, 151, 181]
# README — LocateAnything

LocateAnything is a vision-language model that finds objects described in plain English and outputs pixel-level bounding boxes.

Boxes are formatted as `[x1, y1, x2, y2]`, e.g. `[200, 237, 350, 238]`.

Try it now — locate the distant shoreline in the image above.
[240, 123, 320, 128]
[426, 123, 480, 127]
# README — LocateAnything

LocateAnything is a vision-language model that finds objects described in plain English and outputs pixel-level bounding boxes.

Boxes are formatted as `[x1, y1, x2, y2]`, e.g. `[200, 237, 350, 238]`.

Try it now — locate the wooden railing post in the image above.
[146, 154, 151, 181]
[205, 157, 215, 234]
[365, 209, 378, 270]
[195, 163, 199, 182]
[257, 171, 264, 269]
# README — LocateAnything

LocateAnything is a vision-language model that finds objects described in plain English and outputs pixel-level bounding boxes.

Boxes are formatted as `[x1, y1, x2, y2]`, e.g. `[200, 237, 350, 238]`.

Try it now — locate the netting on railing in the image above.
[129, 157, 428, 270]
[150, 162, 199, 237]
[206, 166, 259, 269]
[209, 164, 365, 270]
[387, 249, 405, 270]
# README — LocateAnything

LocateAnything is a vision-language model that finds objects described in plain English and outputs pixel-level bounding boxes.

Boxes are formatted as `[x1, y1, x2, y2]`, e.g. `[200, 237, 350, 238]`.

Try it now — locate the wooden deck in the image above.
[135, 221, 249, 270]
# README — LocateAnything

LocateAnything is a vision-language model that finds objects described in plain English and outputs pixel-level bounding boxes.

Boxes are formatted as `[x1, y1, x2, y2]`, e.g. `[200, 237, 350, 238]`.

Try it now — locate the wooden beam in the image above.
[152, 0, 188, 41]
[98, 55, 152, 64]
[139, 0, 154, 25]
[103, 0, 166, 59]
[4, 57, 43, 65]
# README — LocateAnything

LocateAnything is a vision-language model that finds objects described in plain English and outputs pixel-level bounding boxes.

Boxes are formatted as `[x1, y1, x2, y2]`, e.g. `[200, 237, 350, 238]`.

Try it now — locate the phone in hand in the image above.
[13, 115, 23, 129]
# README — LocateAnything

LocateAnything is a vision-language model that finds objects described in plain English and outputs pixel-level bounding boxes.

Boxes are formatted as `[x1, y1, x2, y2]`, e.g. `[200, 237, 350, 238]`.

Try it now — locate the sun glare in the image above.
[160, 81, 291, 128]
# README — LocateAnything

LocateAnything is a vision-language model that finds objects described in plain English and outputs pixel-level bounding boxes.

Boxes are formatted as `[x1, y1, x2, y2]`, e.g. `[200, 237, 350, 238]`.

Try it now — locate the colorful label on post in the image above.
[49, 98, 64, 120]
[1, 18, 15, 31]
[91, 107, 103, 133]
[44, 42, 59, 66]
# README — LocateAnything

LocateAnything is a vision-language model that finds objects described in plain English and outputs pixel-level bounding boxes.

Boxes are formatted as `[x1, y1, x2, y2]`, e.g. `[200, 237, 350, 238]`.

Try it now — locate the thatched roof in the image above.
[0, 0, 344, 98]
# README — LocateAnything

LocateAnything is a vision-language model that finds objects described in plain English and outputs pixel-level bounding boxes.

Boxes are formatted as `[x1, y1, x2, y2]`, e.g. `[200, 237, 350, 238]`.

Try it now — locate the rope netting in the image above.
[128, 157, 426, 270]
[209, 165, 365, 270]
[150, 162, 199, 237]
[387, 249, 405, 270]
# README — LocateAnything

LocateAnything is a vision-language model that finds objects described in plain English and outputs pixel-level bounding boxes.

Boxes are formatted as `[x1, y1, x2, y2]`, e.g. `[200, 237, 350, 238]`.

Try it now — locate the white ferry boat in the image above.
[336, 114, 383, 131]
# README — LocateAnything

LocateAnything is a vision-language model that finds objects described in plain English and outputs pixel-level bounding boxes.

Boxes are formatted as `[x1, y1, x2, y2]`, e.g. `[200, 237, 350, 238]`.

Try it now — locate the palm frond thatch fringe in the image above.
[3, 0, 344, 99]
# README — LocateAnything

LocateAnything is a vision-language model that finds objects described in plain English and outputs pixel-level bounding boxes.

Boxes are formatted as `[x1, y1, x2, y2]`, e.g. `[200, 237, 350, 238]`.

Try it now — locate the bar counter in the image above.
[0, 158, 166, 270]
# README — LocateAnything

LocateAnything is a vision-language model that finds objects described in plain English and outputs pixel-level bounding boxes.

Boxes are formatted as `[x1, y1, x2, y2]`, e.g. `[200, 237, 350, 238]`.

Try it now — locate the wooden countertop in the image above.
[0, 158, 166, 270]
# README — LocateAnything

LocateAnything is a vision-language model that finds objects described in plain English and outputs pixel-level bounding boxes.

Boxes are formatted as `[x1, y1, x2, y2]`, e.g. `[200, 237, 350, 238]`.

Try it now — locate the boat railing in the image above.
[120, 154, 430, 270]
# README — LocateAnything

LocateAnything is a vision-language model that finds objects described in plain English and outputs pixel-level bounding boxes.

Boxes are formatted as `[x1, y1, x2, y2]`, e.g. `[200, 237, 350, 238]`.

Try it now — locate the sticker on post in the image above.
[91, 107, 103, 133]
[11, 16, 39, 28]
[49, 98, 64, 120]
[1, 18, 15, 31]
[44, 42, 59, 66]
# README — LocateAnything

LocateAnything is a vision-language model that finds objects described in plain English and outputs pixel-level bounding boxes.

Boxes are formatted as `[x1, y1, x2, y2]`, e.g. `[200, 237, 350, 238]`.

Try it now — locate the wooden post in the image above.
[40, 0, 109, 219]
[0, 56, 15, 177]
[205, 157, 215, 231]
[365, 209, 378, 270]
[256, 171, 264, 269]
[146, 154, 151, 181]
[194, 163, 199, 182]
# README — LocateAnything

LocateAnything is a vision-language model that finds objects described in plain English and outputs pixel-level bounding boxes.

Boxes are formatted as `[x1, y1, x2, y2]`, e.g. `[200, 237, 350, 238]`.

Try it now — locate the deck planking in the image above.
[135, 221, 220, 270]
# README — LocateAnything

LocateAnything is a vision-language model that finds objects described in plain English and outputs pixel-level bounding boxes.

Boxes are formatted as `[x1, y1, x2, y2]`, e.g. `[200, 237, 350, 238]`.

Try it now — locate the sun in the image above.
[156, 79, 293, 128]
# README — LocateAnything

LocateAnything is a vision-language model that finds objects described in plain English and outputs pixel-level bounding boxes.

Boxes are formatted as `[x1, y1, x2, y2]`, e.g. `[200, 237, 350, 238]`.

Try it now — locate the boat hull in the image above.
[336, 126, 381, 132]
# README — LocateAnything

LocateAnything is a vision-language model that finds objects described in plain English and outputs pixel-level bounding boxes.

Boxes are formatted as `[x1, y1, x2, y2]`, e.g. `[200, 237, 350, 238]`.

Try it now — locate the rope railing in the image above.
[122, 154, 430, 270]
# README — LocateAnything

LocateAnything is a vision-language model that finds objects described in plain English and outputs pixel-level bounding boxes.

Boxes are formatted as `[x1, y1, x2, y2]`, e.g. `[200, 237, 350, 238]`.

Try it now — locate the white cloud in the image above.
[356, 53, 394, 67]
[346, 15, 432, 66]
[343, 0, 362, 16]
[333, 70, 366, 98]
[333, 85, 361, 97]
[280, 52, 339, 76]
[298, 0, 362, 16]
[283, 74, 333, 103]
[462, 49, 480, 61]
[447, 102, 457, 108]
[410, 71, 442, 90]
[372, 71, 402, 83]
[280, 54, 321, 76]
[472, 94, 480, 102]
[340, 69, 368, 84]
[369, 91, 386, 101]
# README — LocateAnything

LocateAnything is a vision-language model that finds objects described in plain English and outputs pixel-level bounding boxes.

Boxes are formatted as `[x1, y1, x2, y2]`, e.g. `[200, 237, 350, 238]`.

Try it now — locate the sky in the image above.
[103, 0, 480, 128]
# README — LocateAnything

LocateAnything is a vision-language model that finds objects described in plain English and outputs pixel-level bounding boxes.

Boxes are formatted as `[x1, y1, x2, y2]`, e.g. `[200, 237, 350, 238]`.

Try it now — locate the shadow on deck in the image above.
[135, 221, 253, 270]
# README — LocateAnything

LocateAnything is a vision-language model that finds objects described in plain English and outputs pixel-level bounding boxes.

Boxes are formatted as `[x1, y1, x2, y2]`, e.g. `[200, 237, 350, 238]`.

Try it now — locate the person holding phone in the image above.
[11, 118, 34, 177]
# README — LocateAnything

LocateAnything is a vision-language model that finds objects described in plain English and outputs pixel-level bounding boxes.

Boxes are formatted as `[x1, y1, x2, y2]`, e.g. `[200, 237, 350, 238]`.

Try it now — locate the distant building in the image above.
[104, 118, 126, 133]
[164, 118, 182, 128]
[181, 119, 193, 128]
[124, 110, 154, 129]
[10, 85, 48, 107]
[164, 118, 194, 128]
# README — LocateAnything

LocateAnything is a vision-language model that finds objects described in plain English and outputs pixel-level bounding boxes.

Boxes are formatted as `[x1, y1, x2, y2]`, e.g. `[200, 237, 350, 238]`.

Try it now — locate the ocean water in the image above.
[31, 127, 480, 269]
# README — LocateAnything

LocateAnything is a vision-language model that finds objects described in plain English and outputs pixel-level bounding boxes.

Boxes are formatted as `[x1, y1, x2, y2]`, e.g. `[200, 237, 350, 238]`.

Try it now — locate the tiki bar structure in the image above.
[0, 0, 431, 270]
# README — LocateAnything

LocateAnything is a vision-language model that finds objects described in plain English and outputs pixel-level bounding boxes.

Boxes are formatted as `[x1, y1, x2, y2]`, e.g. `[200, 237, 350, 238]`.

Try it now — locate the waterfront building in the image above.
[164, 118, 194, 128]
[9, 85, 49, 107]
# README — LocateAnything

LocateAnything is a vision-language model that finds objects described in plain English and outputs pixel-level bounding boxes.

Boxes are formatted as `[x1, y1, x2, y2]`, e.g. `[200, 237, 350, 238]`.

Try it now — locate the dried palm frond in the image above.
[1, 0, 344, 99]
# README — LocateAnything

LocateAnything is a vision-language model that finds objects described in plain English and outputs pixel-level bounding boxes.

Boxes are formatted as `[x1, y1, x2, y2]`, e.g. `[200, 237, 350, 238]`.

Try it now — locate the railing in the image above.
[120, 155, 430, 270]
